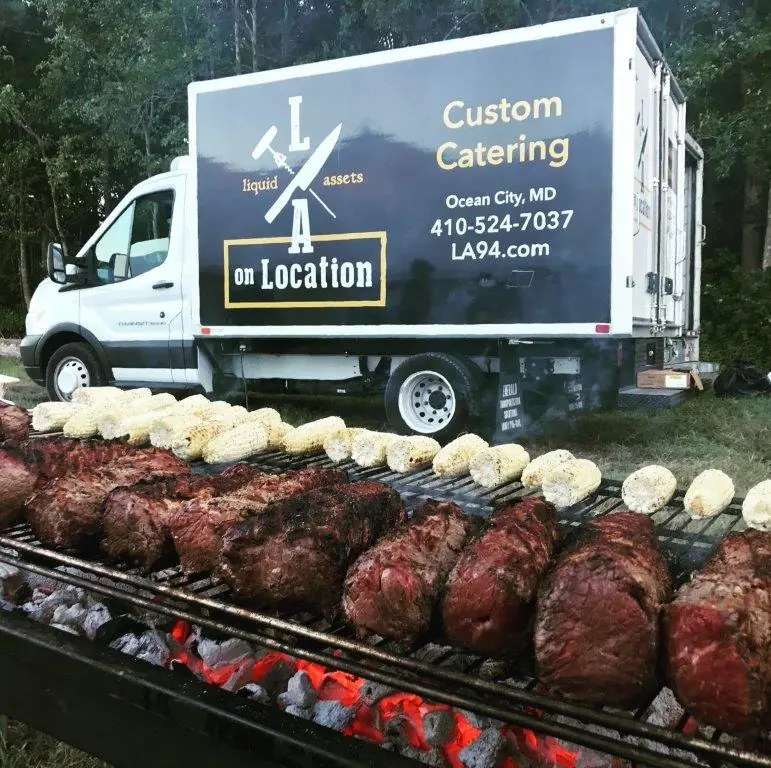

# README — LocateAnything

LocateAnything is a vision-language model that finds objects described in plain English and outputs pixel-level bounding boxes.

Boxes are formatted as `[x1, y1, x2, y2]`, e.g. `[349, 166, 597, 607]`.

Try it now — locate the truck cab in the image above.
[22, 161, 198, 401]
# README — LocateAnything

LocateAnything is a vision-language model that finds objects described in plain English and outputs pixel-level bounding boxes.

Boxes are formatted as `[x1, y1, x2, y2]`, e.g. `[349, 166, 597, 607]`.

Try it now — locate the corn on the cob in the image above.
[541, 458, 602, 510]
[323, 427, 365, 463]
[469, 444, 530, 489]
[245, 407, 282, 426]
[351, 431, 398, 468]
[683, 469, 735, 519]
[62, 406, 109, 438]
[120, 387, 153, 403]
[521, 449, 575, 489]
[113, 406, 178, 446]
[97, 393, 179, 440]
[208, 405, 249, 428]
[621, 465, 677, 515]
[175, 394, 212, 411]
[31, 402, 82, 433]
[283, 416, 346, 455]
[386, 435, 441, 473]
[149, 411, 207, 449]
[71, 386, 123, 406]
[202, 419, 291, 464]
[432, 433, 489, 477]
[742, 479, 771, 531]
[171, 421, 231, 461]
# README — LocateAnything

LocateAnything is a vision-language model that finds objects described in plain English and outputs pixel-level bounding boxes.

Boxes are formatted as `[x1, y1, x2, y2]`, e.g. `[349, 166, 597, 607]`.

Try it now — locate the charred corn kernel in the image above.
[742, 479, 771, 531]
[31, 402, 82, 433]
[684, 469, 735, 519]
[469, 444, 531, 489]
[351, 431, 398, 468]
[62, 406, 109, 438]
[273, 422, 295, 449]
[71, 386, 123, 406]
[175, 394, 212, 411]
[283, 416, 346, 455]
[201, 419, 290, 464]
[324, 427, 366, 463]
[171, 421, 230, 461]
[521, 449, 575, 489]
[432, 434, 489, 477]
[386, 435, 441, 473]
[149, 412, 206, 449]
[621, 465, 677, 515]
[244, 407, 282, 426]
[541, 458, 602, 510]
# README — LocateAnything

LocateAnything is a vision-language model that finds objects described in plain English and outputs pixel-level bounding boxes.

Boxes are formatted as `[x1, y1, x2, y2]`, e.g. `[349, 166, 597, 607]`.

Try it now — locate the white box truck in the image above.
[22, 7, 704, 443]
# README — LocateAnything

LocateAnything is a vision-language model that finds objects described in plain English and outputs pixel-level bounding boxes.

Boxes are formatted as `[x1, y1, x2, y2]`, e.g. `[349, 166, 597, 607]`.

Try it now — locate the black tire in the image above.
[384, 353, 488, 444]
[45, 342, 107, 402]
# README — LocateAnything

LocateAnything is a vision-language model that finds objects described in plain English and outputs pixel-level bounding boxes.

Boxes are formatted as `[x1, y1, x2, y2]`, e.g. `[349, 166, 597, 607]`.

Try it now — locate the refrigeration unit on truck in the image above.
[22, 6, 705, 443]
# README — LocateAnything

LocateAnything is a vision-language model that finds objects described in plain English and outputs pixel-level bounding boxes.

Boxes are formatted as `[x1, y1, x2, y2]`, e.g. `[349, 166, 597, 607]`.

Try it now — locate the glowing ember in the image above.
[163, 620, 582, 768]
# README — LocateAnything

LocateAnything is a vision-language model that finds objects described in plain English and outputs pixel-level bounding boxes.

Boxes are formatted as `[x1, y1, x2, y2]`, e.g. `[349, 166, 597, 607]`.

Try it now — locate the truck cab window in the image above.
[92, 190, 174, 284]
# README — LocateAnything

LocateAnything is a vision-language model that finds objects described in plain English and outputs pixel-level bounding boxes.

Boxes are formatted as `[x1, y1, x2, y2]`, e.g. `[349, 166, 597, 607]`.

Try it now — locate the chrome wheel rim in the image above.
[54, 356, 91, 401]
[397, 370, 456, 433]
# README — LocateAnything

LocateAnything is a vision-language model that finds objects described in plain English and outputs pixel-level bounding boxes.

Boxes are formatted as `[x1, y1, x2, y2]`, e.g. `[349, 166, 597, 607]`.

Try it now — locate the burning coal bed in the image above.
[0, 560, 706, 768]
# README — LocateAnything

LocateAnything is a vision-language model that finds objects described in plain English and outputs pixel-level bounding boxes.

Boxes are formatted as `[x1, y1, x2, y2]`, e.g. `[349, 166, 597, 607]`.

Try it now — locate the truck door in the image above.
[78, 178, 185, 386]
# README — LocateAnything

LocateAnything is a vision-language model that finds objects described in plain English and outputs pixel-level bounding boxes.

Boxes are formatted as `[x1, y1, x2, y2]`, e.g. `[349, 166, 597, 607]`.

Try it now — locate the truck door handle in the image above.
[152, 281, 174, 290]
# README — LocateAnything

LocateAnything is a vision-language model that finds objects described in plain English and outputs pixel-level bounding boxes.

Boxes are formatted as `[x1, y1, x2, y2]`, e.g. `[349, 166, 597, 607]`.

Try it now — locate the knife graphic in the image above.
[264, 122, 343, 224]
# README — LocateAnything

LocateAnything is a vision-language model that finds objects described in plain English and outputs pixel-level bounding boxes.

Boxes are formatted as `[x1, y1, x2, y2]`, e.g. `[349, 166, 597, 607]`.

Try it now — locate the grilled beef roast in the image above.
[169, 466, 348, 573]
[0, 403, 30, 442]
[0, 445, 38, 528]
[534, 510, 671, 708]
[26, 451, 190, 549]
[442, 497, 559, 656]
[342, 500, 474, 643]
[101, 464, 256, 568]
[219, 481, 405, 614]
[663, 530, 771, 736]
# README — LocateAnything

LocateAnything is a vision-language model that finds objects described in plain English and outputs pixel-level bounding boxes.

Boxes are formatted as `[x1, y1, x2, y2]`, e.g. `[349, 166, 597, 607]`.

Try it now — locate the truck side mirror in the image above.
[46, 243, 66, 285]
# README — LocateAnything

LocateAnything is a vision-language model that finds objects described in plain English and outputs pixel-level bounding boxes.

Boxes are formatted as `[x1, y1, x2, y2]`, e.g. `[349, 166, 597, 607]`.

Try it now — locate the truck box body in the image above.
[189, 7, 698, 341]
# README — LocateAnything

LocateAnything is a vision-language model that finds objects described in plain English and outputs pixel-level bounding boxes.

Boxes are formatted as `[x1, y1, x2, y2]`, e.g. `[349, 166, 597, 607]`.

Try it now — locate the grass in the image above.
[0, 357, 769, 765]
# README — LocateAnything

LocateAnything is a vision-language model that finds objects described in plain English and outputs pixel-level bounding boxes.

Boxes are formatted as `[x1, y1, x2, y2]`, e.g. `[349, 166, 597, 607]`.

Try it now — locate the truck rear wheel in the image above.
[45, 342, 106, 402]
[384, 353, 485, 443]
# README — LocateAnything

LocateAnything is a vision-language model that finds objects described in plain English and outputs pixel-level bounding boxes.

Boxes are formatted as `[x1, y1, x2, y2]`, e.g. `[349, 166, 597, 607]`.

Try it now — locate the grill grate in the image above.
[1, 448, 767, 768]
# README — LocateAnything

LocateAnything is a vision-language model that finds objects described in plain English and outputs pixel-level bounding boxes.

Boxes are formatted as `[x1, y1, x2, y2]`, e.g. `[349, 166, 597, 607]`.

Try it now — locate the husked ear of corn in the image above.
[323, 427, 365, 463]
[201, 419, 291, 464]
[245, 407, 282, 426]
[469, 444, 530, 489]
[32, 402, 82, 432]
[386, 435, 441, 473]
[62, 406, 105, 438]
[432, 433, 489, 477]
[175, 394, 212, 411]
[171, 421, 230, 461]
[351, 431, 398, 468]
[120, 387, 153, 403]
[96, 393, 178, 440]
[521, 449, 575, 489]
[541, 458, 602, 510]
[283, 416, 346, 455]
[149, 412, 206, 449]
[208, 405, 248, 429]
[742, 479, 771, 531]
[683, 469, 735, 519]
[116, 406, 178, 446]
[621, 465, 677, 515]
[71, 386, 122, 406]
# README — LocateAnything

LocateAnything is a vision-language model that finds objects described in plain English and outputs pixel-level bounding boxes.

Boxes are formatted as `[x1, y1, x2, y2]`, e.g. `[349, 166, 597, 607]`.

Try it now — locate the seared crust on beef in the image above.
[534, 511, 671, 708]
[442, 497, 559, 656]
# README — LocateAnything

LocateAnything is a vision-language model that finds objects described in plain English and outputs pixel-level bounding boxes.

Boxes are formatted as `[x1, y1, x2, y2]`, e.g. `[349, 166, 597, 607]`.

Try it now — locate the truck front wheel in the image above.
[45, 342, 106, 402]
[384, 353, 486, 443]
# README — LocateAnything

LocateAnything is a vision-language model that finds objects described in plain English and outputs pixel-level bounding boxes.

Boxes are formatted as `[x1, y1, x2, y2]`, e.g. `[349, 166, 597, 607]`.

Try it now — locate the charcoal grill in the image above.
[1, 447, 769, 768]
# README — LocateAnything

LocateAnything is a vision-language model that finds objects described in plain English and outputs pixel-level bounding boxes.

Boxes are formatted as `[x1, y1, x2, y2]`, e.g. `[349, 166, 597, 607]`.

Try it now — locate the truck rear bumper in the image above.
[20, 335, 44, 385]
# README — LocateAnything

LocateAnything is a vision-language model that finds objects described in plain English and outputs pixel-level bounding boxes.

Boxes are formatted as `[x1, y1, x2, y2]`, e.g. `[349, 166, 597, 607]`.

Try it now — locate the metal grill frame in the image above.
[1, 447, 769, 768]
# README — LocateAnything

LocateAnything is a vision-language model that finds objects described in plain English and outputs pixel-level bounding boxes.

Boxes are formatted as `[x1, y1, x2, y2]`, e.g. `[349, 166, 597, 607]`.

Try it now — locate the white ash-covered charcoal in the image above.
[196, 636, 253, 668]
[460, 711, 503, 730]
[237, 683, 270, 705]
[459, 728, 506, 768]
[312, 700, 356, 731]
[49, 622, 79, 635]
[423, 710, 455, 747]
[0, 562, 25, 603]
[278, 671, 317, 711]
[109, 629, 169, 666]
[83, 603, 112, 640]
[50, 603, 88, 633]
[285, 704, 312, 720]
[22, 585, 85, 623]
[360, 681, 396, 705]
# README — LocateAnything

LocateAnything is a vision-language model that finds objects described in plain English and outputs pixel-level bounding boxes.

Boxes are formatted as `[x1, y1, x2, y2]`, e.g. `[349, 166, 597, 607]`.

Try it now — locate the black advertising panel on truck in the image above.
[190, 13, 631, 339]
